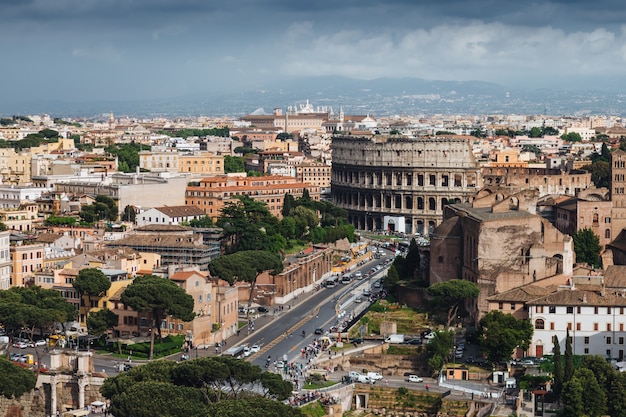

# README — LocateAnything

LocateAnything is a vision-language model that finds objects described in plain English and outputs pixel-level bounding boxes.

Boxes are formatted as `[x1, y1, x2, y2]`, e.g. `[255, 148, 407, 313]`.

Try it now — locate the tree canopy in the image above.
[100, 357, 301, 417]
[120, 275, 195, 360]
[208, 250, 283, 311]
[478, 310, 533, 364]
[427, 279, 480, 327]
[0, 286, 75, 343]
[0, 359, 37, 399]
[86, 308, 119, 337]
[73, 268, 111, 325]
[79, 195, 118, 223]
[573, 228, 602, 268]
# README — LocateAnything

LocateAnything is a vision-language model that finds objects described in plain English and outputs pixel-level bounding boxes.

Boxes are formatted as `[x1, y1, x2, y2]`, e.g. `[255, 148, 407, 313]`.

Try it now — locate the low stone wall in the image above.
[0, 390, 46, 417]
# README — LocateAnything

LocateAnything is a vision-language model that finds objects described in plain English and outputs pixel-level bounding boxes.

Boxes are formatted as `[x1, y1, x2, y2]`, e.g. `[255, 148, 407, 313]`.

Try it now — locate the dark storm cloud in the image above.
[0, 0, 625, 106]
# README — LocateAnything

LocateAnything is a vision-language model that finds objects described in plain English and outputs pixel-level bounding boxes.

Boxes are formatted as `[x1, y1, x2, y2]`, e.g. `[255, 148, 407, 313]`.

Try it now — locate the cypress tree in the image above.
[553, 335, 563, 401]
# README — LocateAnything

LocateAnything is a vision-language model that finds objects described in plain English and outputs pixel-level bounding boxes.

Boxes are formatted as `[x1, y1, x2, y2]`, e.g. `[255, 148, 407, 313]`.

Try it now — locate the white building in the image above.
[0, 185, 51, 209]
[0, 231, 10, 289]
[528, 280, 626, 361]
[136, 205, 206, 227]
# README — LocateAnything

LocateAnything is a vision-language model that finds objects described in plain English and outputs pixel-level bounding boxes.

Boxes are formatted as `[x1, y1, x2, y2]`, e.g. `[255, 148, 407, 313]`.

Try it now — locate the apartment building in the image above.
[185, 174, 320, 221]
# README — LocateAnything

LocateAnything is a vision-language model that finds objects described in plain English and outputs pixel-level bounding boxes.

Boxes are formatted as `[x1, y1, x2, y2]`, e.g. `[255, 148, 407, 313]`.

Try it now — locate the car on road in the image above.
[243, 347, 252, 357]
[354, 271, 362, 279]
[355, 297, 363, 303]
[408, 375, 423, 383]
[405, 338, 422, 345]
[351, 338, 364, 345]
[465, 356, 475, 364]
[257, 306, 269, 313]
[363, 289, 371, 296]
[12, 341, 27, 349]
[374, 281, 381, 288]
[28, 339, 46, 348]
[250, 344, 260, 353]
[314, 328, 324, 335]
[455, 351, 463, 359]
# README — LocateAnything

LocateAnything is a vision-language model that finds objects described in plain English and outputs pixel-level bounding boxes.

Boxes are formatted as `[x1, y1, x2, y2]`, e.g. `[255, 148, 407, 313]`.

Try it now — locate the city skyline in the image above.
[2, 0, 626, 114]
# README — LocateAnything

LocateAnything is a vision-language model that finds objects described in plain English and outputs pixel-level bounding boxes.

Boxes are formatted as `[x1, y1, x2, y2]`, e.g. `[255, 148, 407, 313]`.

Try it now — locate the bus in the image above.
[222, 345, 246, 358]
[324, 276, 338, 288]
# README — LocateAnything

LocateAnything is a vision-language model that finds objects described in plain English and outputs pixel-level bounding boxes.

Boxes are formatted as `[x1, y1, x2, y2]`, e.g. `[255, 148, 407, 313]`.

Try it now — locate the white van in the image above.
[367, 372, 383, 381]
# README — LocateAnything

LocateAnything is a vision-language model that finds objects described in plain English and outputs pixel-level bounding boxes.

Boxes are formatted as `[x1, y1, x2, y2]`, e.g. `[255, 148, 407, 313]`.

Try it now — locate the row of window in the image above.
[535, 305, 625, 314]
[535, 318, 626, 332]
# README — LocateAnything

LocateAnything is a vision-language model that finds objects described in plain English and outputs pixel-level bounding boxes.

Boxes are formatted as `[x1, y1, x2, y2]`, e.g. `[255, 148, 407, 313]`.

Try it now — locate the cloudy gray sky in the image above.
[2, 0, 626, 106]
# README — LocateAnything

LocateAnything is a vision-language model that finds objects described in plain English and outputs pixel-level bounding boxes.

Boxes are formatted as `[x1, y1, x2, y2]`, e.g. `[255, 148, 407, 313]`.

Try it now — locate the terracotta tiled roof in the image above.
[604, 265, 626, 289]
[487, 284, 554, 302]
[154, 205, 205, 218]
[134, 224, 191, 232]
[35, 233, 64, 244]
[107, 234, 208, 249]
[170, 270, 206, 281]
[527, 289, 626, 307]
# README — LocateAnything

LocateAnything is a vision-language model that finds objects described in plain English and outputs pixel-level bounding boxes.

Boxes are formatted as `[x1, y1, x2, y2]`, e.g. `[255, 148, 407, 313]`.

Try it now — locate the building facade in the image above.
[185, 175, 320, 221]
[331, 135, 481, 234]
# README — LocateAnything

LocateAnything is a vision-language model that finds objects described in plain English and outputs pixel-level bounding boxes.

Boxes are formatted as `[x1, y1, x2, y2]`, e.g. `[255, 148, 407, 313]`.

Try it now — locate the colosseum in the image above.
[331, 135, 482, 234]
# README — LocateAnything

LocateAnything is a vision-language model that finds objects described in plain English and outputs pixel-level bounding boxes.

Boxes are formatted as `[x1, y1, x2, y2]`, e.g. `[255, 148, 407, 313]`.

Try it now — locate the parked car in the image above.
[12, 341, 27, 349]
[374, 281, 381, 288]
[352, 338, 364, 345]
[314, 328, 324, 335]
[355, 297, 363, 303]
[363, 289, 371, 296]
[408, 375, 423, 383]
[250, 344, 260, 353]
[28, 339, 46, 348]
[405, 338, 422, 345]
[257, 306, 269, 313]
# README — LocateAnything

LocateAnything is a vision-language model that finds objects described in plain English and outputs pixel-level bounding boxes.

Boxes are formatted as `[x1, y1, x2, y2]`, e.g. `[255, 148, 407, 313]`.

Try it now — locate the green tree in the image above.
[121, 205, 136, 223]
[79, 195, 118, 223]
[120, 275, 195, 360]
[542, 126, 559, 136]
[427, 279, 479, 327]
[216, 195, 276, 253]
[607, 372, 626, 417]
[44, 216, 77, 226]
[573, 228, 602, 268]
[281, 193, 296, 218]
[0, 286, 74, 370]
[39, 128, 59, 139]
[561, 132, 583, 143]
[208, 251, 283, 313]
[86, 308, 119, 337]
[565, 328, 574, 382]
[384, 265, 400, 293]
[478, 310, 533, 364]
[0, 359, 37, 399]
[101, 357, 301, 417]
[224, 155, 245, 173]
[73, 268, 111, 323]
[189, 216, 214, 228]
[552, 335, 563, 401]
[529, 127, 542, 138]
[585, 355, 615, 393]
[425, 330, 454, 367]
[575, 368, 607, 417]
[582, 160, 610, 188]
[561, 378, 584, 417]
[105, 143, 148, 173]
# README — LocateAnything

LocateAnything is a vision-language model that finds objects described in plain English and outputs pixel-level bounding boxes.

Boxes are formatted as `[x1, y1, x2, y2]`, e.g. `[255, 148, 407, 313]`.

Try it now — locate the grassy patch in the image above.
[303, 380, 338, 390]
[363, 300, 432, 336]
[300, 401, 326, 417]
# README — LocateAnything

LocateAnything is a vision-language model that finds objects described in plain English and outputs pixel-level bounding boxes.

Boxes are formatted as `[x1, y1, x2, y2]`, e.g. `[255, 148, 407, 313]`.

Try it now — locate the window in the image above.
[511, 303, 515, 310]
[607, 337, 612, 344]
[549, 306, 556, 314]
[438, 256, 443, 263]
[577, 306, 581, 314]
[584, 348, 589, 354]
[608, 307, 612, 314]
[608, 323, 612, 331]
[567, 306, 573, 314]
[594, 307, 599, 314]
[536, 306, 544, 313]
[535, 319, 545, 330]
[620, 337, 624, 345]
[567, 322, 572, 330]
[550, 322, 555, 330]
[576, 323, 581, 331]
[584, 337, 590, 345]
[498, 302, 503, 310]
[594, 323, 599, 331]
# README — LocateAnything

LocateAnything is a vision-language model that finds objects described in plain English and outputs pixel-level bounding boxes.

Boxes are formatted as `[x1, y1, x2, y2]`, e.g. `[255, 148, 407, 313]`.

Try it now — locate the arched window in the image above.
[535, 319, 545, 330]
[606, 229, 611, 239]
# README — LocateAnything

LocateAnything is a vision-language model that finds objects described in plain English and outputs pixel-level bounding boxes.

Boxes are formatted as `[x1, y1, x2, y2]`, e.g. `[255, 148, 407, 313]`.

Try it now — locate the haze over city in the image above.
[3, 0, 626, 116]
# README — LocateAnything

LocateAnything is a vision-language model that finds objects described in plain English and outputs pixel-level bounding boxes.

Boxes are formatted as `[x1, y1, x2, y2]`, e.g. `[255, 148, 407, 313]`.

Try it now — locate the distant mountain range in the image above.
[3, 76, 626, 118]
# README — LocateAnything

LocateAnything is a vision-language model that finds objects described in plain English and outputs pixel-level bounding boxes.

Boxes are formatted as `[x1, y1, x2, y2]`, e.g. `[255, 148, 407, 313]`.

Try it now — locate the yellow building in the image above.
[0, 148, 31, 184]
[10, 241, 44, 287]
[178, 152, 224, 175]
